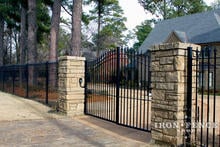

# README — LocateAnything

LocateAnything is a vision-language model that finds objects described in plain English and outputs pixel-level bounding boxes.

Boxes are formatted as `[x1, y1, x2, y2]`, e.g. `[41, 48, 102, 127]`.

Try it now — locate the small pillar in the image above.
[57, 56, 85, 116]
[150, 42, 200, 146]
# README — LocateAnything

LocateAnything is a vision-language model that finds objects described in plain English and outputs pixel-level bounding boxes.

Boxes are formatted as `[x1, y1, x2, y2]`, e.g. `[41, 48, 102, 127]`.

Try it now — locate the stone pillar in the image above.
[57, 56, 85, 116]
[150, 42, 200, 146]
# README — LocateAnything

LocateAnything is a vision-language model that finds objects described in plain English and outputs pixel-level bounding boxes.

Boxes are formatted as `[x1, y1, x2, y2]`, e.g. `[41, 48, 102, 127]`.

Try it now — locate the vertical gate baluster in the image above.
[186, 47, 192, 144]
[213, 48, 216, 147]
[195, 48, 199, 143]
[116, 47, 120, 124]
[147, 51, 151, 131]
[45, 62, 49, 105]
[84, 61, 87, 114]
[207, 47, 211, 145]
[201, 48, 205, 146]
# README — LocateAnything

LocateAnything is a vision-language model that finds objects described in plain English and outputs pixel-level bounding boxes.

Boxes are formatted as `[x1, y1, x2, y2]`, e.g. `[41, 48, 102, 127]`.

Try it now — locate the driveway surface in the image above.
[0, 92, 151, 147]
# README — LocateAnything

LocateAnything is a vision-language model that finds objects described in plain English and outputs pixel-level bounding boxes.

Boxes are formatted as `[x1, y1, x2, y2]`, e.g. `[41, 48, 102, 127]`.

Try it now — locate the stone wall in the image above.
[57, 56, 85, 116]
[150, 42, 200, 146]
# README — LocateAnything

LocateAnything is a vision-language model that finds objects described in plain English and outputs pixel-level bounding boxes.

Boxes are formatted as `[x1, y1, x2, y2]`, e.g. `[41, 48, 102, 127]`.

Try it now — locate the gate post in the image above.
[150, 42, 200, 146]
[57, 56, 86, 116]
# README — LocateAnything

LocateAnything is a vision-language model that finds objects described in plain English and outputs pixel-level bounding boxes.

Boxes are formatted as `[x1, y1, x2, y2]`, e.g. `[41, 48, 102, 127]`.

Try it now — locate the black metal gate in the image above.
[186, 46, 220, 146]
[85, 47, 151, 132]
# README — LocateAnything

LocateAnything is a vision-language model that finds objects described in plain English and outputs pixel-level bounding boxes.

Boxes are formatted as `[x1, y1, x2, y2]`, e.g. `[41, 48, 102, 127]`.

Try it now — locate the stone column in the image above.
[57, 56, 85, 116]
[150, 42, 200, 146]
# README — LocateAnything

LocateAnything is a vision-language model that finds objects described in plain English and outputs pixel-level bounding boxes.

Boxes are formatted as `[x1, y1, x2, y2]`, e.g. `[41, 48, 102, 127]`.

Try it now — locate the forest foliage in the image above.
[0, 0, 215, 65]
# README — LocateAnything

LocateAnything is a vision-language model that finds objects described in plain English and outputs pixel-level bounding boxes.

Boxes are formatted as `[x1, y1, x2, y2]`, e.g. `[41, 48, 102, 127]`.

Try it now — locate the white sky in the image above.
[119, 0, 215, 31]
[118, 0, 150, 30]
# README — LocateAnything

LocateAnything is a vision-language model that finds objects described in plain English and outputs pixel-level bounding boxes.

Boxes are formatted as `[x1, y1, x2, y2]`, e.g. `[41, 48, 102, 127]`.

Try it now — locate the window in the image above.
[199, 46, 212, 57]
[209, 72, 213, 87]
[199, 72, 213, 88]
[199, 72, 203, 87]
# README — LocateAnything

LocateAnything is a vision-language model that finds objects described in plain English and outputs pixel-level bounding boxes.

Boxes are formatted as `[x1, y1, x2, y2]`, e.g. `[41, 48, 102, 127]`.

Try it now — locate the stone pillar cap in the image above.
[59, 56, 86, 61]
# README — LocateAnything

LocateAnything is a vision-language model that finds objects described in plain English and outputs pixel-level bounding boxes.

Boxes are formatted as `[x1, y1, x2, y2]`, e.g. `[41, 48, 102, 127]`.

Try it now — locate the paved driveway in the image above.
[0, 92, 151, 147]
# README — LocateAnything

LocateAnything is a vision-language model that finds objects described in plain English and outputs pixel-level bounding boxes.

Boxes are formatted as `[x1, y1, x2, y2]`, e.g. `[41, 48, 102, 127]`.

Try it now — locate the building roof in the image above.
[139, 9, 220, 53]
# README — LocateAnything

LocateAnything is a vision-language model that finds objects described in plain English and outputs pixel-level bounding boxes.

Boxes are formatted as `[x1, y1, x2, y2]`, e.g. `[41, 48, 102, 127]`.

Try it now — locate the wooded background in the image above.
[0, 0, 218, 65]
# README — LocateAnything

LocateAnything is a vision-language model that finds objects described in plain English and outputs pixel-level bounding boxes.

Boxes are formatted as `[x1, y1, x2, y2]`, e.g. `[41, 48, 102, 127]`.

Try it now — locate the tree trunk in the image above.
[49, 0, 61, 87]
[27, 0, 37, 86]
[9, 29, 12, 64]
[97, 1, 102, 57]
[71, 0, 82, 56]
[14, 31, 19, 64]
[20, 3, 27, 87]
[27, 0, 37, 63]
[20, 4, 27, 65]
[49, 0, 61, 62]
[0, 16, 4, 66]
[163, 0, 167, 19]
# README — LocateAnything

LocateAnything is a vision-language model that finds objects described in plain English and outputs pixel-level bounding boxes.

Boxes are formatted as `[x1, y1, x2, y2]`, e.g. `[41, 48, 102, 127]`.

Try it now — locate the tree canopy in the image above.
[138, 0, 211, 19]
[211, 0, 220, 9]
[0, 0, 216, 64]
[133, 20, 153, 50]
[84, 0, 127, 55]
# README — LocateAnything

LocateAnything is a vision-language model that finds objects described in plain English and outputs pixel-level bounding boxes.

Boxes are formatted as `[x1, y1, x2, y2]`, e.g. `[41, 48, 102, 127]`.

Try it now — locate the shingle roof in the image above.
[139, 9, 220, 53]
[173, 31, 188, 42]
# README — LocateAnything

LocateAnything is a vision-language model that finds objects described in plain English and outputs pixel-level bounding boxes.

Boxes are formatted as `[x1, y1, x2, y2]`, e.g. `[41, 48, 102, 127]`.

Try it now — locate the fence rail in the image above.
[0, 62, 58, 107]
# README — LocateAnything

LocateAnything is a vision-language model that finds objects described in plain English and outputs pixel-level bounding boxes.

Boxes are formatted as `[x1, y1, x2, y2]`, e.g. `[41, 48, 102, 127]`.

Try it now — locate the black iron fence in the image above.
[85, 47, 152, 132]
[187, 46, 220, 147]
[0, 62, 58, 107]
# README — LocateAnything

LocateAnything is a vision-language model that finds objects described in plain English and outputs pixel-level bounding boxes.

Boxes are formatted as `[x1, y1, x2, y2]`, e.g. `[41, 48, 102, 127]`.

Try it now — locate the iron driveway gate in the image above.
[186, 47, 220, 147]
[85, 47, 151, 132]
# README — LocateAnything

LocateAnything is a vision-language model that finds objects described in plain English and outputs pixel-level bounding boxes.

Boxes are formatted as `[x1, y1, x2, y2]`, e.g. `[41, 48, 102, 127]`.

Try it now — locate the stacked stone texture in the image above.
[150, 42, 200, 146]
[58, 56, 85, 116]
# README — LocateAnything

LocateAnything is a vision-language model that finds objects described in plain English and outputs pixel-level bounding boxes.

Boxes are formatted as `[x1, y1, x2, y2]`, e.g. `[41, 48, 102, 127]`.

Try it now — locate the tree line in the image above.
[0, 0, 127, 65]
[0, 0, 219, 66]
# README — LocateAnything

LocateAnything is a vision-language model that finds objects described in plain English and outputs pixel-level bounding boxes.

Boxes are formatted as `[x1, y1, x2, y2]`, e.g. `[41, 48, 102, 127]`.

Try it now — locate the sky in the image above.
[119, 0, 215, 31]
[118, 0, 150, 30]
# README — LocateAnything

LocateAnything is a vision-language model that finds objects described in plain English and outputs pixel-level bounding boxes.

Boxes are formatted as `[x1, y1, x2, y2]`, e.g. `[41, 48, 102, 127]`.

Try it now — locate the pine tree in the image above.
[133, 20, 153, 50]
[85, 0, 127, 56]
[49, 0, 61, 61]
[71, 0, 82, 56]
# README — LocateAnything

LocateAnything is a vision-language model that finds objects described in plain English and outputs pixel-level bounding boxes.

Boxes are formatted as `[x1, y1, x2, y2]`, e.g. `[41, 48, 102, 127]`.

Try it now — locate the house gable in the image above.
[164, 32, 181, 43]
[164, 31, 188, 43]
